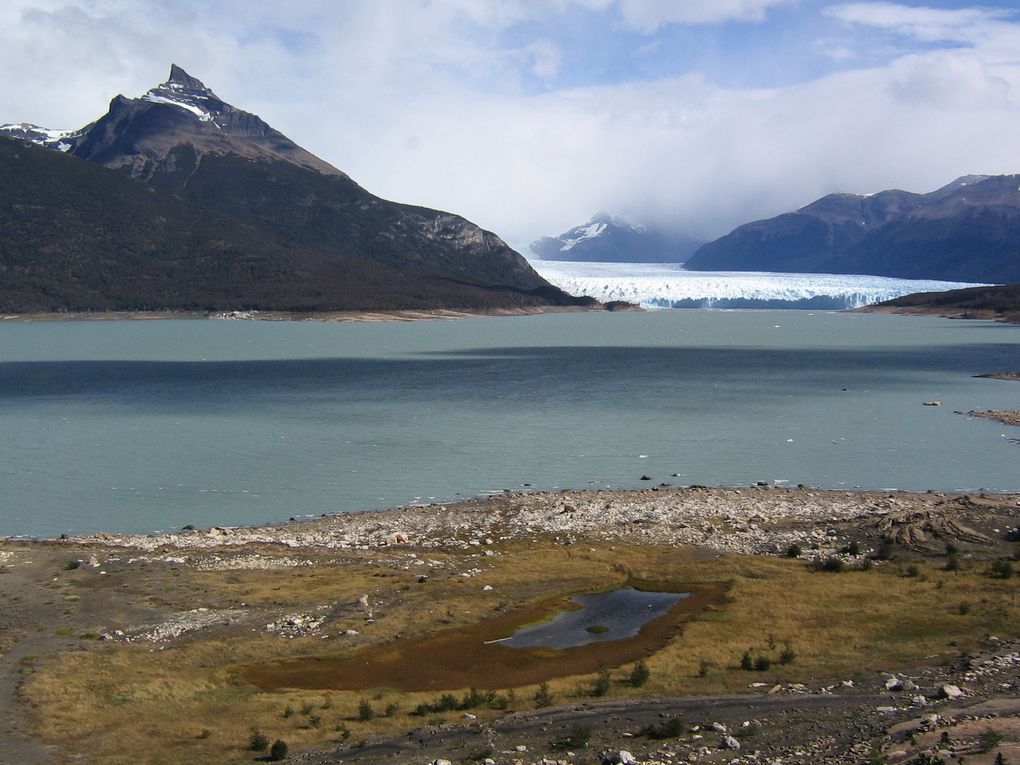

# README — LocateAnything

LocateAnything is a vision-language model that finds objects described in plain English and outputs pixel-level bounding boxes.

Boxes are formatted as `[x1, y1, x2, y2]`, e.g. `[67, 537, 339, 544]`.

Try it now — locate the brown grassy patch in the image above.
[20, 540, 1020, 764]
[240, 582, 725, 691]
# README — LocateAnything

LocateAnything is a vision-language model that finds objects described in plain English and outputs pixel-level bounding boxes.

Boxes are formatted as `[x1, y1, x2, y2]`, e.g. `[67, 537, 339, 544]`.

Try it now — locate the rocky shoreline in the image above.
[59, 485, 1020, 564]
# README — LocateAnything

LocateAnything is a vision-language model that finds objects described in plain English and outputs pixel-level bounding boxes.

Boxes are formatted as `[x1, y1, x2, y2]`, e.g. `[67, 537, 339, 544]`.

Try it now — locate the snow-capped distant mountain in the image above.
[530, 214, 702, 263]
[532, 261, 986, 310]
[0, 123, 81, 152]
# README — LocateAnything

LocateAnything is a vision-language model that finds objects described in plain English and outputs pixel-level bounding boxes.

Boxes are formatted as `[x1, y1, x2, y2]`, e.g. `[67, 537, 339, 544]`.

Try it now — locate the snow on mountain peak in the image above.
[560, 221, 607, 251]
[141, 65, 221, 124]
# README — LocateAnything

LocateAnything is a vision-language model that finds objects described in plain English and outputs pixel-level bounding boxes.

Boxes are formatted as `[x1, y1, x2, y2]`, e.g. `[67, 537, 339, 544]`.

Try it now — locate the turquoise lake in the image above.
[0, 310, 1017, 537]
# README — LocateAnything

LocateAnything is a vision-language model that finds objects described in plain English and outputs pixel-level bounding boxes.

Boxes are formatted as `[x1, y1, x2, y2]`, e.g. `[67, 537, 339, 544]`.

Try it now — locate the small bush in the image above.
[740, 651, 754, 670]
[591, 669, 611, 697]
[946, 553, 961, 572]
[785, 543, 802, 558]
[906, 563, 921, 578]
[268, 739, 288, 761]
[819, 557, 846, 573]
[357, 699, 375, 721]
[779, 647, 796, 665]
[460, 687, 488, 709]
[249, 729, 269, 752]
[629, 660, 651, 687]
[843, 541, 861, 556]
[551, 724, 592, 750]
[384, 702, 398, 717]
[698, 659, 711, 677]
[534, 682, 554, 709]
[990, 559, 1014, 579]
[64, 559, 82, 570]
[282, 705, 294, 718]
[874, 542, 893, 561]
[958, 601, 971, 615]
[300, 702, 314, 715]
[981, 729, 1003, 751]
[641, 717, 685, 740]
[468, 746, 495, 761]
[754, 656, 772, 672]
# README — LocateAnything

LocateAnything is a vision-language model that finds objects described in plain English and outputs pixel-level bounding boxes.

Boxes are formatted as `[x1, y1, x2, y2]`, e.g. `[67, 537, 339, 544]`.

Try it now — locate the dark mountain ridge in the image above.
[686, 175, 1020, 283]
[1, 65, 585, 313]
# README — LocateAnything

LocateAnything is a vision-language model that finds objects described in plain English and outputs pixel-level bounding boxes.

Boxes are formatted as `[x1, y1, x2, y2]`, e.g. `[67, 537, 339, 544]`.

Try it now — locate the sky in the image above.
[5, 1, 1020, 253]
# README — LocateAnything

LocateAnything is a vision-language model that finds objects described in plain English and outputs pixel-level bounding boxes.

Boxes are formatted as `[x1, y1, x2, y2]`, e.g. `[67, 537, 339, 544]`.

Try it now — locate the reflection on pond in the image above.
[492, 587, 690, 649]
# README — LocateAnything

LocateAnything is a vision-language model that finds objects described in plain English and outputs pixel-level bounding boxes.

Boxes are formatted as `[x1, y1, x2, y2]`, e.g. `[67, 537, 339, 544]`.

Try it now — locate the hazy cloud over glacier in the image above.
[4, 0, 1020, 251]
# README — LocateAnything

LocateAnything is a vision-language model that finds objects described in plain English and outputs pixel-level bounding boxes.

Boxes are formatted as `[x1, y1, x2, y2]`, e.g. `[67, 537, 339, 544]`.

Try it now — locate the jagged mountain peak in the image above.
[139, 65, 225, 125]
[166, 64, 211, 92]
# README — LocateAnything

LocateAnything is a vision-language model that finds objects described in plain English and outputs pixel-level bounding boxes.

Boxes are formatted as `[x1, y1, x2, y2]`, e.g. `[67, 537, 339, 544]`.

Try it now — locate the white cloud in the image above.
[4, 1, 1020, 254]
[616, 0, 797, 31]
[826, 2, 1015, 42]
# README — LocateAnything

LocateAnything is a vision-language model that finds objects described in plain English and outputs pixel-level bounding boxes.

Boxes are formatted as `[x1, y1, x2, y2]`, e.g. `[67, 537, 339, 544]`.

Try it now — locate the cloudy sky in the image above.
[5, 1, 1020, 253]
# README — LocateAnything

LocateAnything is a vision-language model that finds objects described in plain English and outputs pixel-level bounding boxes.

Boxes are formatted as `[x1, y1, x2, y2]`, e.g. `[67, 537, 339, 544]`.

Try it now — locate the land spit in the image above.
[3, 485, 1020, 765]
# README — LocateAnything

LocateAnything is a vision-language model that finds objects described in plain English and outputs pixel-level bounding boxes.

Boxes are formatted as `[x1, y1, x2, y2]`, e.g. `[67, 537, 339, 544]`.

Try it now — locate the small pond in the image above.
[492, 587, 690, 649]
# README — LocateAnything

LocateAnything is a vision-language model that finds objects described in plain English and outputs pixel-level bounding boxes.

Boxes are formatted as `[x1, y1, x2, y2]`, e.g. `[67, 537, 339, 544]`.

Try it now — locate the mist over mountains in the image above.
[530, 214, 702, 263]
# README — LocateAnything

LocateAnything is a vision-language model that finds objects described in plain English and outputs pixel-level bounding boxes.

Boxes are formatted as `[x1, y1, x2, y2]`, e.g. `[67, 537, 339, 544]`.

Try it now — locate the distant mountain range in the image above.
[530, 214, 702, 263]
[686, 175, 1020, 283]
[0, 65, 588, 314]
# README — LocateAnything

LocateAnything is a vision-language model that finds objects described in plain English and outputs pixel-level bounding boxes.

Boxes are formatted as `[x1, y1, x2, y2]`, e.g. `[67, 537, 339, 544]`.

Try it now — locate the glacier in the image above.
[531, 260, 988, 310]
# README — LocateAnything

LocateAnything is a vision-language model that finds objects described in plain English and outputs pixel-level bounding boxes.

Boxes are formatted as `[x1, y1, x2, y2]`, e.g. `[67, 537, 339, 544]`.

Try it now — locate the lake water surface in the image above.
[1, 311, 1018, 537]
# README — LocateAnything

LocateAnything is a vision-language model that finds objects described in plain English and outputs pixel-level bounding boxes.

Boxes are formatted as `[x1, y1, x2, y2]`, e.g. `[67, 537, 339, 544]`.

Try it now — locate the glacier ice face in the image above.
[531, 260, 988, 310]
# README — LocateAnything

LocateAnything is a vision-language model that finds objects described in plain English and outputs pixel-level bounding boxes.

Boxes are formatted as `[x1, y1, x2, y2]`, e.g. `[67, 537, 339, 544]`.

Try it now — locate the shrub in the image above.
[990, 559, 1014, 579]
[779, 647, 796, 665]
[641, 717, 685, 739]
[958, 601, 971, 615]
[357, 699, 375, 721]
[874, 541, 893, 561]
[282, 705, 294, 718]
[248, 729, 269, 752]
[754, 656, 772, 672]
[946, 553, 961, 572]
[551, 724, 592, 750]
[384, 702, 398, 717]
[740, 651, 754, 670]
[268, 739, 288, 761]
[591, 669, 611, 697]
[629, 660, 651, 687]
[460, 687, 487, 709]
[785, 543, 802, 558]
[698, 659, 711, 677]
[468, 746, 496, 761]
[534, 682, 554, 708]
[844, 541, 861, 556]
[819, 557, 846, 573]
[906, 564, 921, 578]
[980, 729, 1003, 751]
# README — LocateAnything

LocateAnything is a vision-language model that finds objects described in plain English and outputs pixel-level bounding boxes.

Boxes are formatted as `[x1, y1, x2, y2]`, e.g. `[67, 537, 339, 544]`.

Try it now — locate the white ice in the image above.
[531, 260, 989, 309]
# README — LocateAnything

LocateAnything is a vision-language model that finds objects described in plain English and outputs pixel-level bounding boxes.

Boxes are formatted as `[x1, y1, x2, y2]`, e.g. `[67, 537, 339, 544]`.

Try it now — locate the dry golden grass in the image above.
[24, 540, 1020, 764]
